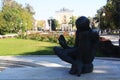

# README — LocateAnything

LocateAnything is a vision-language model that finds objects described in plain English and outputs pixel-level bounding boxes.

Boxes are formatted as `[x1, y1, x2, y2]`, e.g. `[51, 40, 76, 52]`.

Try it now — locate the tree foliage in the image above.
[69, 16, 76, 27]
[37, 20, 45, 28]
[97, 0, 119, 30]
[0, 0, 35, 34]
[48, 19, 60, 31]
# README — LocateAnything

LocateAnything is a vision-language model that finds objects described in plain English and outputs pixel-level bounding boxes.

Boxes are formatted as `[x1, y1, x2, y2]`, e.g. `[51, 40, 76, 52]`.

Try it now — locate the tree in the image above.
[37, 20, 45, 28]
[96, 7, 108, 30]
[54, 19, 60, 29]
[96, 0, 119, 31]
[0, 0, 34, 34]
[48, 19, 57, 31]
[25, 4, 35, 15]
[2, 0, 13, 7]
[0, 12, 6, 34]
[69, 16, 76, 28]
[104, 0, 119, 29]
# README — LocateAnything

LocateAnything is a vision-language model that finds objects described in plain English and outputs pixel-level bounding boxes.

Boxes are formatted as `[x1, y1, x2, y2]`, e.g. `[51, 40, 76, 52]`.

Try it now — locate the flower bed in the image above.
[17, 31, 75, 45]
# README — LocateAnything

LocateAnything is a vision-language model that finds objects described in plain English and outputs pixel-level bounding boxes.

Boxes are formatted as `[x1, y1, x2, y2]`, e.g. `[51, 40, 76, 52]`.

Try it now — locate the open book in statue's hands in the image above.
[58, 35, 68, 49]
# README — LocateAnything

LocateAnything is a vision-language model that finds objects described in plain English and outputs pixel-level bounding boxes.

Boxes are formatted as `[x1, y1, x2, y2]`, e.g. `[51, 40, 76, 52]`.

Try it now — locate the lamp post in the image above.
[97, 9, 102, 34]
[97, 8, 105, 35]
[116, 1, 120, 47]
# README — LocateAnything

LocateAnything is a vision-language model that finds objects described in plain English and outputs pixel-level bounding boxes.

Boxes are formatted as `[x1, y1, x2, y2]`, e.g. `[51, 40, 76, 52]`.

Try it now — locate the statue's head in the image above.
[75, 16, 90, 31]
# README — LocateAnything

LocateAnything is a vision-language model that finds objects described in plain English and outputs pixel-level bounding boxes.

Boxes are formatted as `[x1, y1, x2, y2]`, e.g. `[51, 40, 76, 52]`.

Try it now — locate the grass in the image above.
[0, 38, 59, 56]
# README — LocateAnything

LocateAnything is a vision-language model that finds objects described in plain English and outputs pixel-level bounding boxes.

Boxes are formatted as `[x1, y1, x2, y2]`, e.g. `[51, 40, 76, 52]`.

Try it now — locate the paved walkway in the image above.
[100, 35, 119, 46]
[0, 56, 120, 80]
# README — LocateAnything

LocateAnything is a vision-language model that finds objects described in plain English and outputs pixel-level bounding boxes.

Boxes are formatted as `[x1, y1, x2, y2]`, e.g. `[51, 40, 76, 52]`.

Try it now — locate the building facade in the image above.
[56, 8, 73, 31]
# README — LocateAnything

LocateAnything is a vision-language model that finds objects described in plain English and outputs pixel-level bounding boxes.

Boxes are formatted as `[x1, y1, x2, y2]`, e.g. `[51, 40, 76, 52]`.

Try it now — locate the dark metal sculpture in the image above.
[99, 37, 120, 57]
[54, 16, 99, 76]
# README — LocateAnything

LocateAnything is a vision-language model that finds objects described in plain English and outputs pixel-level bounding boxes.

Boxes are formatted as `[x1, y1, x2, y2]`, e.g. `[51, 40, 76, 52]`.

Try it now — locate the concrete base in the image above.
[0, 56, 120, 80]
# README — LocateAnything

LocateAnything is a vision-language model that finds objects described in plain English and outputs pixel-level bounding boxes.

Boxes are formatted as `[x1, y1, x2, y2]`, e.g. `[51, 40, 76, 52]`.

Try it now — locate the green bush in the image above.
[17, 32, 59, 43]
[66, 36, 75, 46]
[17, 32, 75, 45]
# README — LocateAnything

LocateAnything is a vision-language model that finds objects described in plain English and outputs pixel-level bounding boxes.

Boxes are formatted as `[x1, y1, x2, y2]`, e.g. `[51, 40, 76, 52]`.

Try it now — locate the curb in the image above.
[95, 57, 120, 61]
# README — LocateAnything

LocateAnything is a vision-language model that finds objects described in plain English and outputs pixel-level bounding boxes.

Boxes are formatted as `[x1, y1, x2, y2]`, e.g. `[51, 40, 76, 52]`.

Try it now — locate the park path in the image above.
[0, 55, 120, 80]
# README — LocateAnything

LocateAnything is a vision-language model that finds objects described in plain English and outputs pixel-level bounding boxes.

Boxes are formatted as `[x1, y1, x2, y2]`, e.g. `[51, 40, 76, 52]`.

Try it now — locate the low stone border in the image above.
[95, 57, 120, 61]
[0, 34, 18, 39]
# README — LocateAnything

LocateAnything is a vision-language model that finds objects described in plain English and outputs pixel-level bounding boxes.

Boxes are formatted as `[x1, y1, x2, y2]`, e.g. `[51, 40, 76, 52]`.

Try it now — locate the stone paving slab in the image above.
[0, 56, 120, 80]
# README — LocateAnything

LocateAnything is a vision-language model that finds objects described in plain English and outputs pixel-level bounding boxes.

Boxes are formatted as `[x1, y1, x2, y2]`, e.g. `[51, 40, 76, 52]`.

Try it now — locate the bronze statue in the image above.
[99, 37, 120, 57]
[54, 16, 99, 76]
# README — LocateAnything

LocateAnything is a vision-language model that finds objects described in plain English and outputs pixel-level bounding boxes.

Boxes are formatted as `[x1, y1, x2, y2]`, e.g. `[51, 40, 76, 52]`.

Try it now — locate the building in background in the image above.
[56, 7, 73, 31]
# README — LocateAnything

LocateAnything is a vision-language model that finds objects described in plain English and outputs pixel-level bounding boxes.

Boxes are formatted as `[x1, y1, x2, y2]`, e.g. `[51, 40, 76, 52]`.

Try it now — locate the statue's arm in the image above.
[58, 35, 70, 49]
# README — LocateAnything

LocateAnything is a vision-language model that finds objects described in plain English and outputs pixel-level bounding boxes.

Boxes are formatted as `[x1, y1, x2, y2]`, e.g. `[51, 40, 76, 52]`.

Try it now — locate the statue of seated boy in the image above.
[54, 16, 99, 76]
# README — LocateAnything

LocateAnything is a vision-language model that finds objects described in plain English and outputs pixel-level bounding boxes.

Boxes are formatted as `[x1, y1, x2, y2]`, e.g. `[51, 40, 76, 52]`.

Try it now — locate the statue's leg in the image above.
[67, 48, 77, 75]
[75, 60, 83, 76]
[69, 62, 83, 76]
[53, 46, 75, 64]
[54, 47, 83, 76]
[64, 48, 83, 76]
[82, 63, 93, 74]
[69, 64, 77, 74]
[82, 52, 94, 74]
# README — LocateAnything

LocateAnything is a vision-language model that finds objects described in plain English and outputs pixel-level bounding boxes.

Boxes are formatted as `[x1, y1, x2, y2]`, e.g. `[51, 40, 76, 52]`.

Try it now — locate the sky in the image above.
[1, 0, 107, 20]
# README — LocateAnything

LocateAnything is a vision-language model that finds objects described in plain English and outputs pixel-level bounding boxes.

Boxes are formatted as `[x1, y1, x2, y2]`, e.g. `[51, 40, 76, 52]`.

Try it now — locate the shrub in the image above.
[17, 31, 75, 45]
[66, 36, 75, 46]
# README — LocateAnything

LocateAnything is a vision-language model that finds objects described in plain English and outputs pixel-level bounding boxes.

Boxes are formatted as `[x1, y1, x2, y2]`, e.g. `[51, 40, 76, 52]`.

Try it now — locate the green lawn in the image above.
[0, 38, 59, 56]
